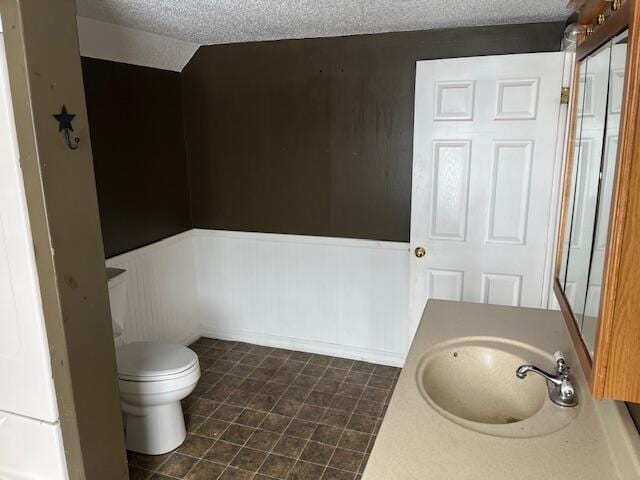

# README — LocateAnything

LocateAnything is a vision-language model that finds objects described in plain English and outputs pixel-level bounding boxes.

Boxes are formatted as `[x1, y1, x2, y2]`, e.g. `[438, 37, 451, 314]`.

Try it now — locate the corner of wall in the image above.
[188, 229, 203, 342]
[178, 73, 197, 230]
[76, 16, 199, 72]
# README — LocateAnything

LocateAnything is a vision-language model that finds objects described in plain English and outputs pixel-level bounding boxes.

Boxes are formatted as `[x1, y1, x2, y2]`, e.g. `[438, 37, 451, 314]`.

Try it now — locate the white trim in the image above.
[107, 229, 194, 263]
[200, 327, 405, 367]
[544, 51, 576, 308]
[110, 228, 408, 259]
[192, 228, 409, 251]
[181, 331, 202, 348]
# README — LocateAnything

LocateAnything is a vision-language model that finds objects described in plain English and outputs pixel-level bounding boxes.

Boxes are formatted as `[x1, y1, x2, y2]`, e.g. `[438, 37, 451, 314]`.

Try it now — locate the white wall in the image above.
[76, 17, 199, 72]
[0, 34, 58, 423]
[106, 231, 200, 346]
[0, 32, 67, 480]
[112, 230, 410, 366]
[0, 414, 67, 480]
[194, 230, 410, 366]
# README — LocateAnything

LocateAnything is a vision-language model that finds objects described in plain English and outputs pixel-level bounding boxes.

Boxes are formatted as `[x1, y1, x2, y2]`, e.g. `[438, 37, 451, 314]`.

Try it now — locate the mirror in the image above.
[559, 30, 629, 356]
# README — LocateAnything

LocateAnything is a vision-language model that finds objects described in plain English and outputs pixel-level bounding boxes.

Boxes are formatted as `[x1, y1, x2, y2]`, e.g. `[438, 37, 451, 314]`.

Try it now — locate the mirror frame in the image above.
[556, 0, 640, 401]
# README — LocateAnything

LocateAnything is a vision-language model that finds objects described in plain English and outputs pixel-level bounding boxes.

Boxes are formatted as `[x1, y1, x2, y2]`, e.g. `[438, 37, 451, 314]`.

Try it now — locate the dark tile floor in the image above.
[127, 338, 401, 480]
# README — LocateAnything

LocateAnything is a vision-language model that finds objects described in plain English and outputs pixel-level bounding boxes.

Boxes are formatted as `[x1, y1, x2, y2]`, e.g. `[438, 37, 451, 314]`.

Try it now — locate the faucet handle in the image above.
[560, 378, 575, 398]
[554, 351, 567, 373]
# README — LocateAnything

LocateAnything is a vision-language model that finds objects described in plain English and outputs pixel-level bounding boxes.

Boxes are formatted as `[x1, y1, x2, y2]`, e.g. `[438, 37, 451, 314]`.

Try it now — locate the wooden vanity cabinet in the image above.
[556, 0, 640, 402]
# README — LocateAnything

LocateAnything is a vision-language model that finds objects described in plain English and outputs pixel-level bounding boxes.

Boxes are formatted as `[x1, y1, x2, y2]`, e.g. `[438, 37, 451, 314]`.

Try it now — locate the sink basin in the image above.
[416, 337, 579, 438]
[420, 344, 546, 424]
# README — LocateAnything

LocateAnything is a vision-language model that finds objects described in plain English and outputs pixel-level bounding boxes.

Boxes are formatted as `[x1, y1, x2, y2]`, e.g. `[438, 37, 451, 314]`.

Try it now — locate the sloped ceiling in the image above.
[76, 0, 570, 46]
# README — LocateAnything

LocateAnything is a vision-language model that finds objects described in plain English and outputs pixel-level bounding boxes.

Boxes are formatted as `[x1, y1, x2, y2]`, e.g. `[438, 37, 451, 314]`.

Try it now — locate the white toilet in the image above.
[107, 268, 201, 455]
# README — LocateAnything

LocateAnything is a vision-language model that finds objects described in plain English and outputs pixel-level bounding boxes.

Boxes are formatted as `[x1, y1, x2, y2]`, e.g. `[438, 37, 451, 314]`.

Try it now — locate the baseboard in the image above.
[180, 331, 202, 347]
[200, 326, 406, 367]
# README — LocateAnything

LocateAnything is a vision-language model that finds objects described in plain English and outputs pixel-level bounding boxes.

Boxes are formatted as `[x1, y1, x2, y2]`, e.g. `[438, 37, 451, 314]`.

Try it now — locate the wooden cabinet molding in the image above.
[556, 0, 640, 402]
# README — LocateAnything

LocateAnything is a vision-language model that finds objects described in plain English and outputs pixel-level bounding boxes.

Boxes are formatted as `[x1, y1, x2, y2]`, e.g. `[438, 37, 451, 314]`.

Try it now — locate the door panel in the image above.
[410, 52, 566, 339]
[429, 140, 471, 241]
[487, 140, 533, 244]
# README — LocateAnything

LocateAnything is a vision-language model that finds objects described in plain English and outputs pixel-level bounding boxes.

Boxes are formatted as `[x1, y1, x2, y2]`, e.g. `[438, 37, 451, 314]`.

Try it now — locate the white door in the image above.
[409, 52, 566, 338]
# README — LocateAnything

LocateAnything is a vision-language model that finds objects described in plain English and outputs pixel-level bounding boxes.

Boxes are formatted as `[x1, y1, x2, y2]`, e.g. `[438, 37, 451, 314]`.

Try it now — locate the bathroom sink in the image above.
[416, 338, 579, 438]
[419, 343, 545, 424]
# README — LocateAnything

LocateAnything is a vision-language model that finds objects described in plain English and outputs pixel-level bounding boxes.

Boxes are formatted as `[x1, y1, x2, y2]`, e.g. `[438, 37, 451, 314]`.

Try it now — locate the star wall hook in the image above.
[53, 104, 80, 150]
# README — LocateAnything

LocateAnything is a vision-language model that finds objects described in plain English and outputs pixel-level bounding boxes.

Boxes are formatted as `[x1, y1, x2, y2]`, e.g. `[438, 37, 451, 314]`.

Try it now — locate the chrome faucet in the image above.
[516, 352, 578, 407]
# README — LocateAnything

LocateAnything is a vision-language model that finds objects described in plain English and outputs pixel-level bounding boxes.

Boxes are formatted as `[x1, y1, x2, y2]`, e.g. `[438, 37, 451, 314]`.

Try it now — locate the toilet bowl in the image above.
[116, 342, 200, 454]
[107, 268, 201, 455]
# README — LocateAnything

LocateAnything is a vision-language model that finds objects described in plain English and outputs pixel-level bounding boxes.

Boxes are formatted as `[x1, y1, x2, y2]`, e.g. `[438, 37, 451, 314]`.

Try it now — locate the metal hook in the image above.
[53, 105, 80, 150]
[64, 129, 80, 150]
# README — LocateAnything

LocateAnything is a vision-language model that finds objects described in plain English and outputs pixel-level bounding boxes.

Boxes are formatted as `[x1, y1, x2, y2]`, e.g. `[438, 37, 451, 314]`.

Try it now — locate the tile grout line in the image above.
[220, 346, 316, 479]
[172, 340, 248, 480]
[129, 338, 398, 480]
[194, 341, 317, 479]
[328, 361, 375, 478]
[189, 341, 279, 480]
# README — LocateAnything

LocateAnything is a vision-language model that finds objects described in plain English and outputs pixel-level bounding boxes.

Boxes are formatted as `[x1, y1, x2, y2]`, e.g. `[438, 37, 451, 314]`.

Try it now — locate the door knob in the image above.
[415, 246, 426, 258]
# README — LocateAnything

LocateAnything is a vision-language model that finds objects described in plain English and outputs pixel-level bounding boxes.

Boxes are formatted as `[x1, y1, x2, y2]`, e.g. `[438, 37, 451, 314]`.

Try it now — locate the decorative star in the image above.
[53, 105, 76, 132]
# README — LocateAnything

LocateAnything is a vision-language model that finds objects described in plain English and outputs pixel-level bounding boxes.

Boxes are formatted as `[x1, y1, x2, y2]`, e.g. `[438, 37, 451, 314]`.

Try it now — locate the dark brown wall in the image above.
[82, 58, 192, 257]
[182, 22, 565, 242]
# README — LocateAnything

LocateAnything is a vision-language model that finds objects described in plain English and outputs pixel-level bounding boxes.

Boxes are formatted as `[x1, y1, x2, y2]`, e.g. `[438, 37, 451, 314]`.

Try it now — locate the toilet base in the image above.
[123, 401, 187, 455]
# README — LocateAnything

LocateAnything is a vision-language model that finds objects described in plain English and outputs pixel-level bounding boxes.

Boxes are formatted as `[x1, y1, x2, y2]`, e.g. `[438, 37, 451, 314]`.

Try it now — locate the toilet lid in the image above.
[116, 342, 198, 380]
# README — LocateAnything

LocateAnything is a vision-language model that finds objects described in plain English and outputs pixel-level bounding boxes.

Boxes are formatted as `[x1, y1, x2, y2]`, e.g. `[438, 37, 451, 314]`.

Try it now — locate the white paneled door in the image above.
[410, 52, 566, 338]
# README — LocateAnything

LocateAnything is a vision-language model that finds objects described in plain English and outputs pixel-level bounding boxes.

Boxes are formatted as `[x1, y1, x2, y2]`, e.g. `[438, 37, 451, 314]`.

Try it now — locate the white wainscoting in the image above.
[194, 230, 410, 367]
[106, 231, 200, 346]
[108, 230, 410, 366]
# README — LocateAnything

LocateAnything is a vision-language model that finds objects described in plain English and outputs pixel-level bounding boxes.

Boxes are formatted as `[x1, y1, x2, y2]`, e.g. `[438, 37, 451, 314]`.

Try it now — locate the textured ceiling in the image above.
[76, 0, 570, 46]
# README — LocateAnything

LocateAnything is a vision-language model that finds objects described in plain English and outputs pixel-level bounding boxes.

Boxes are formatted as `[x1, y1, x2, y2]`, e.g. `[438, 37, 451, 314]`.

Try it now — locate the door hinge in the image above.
[560, 87, 570, 104]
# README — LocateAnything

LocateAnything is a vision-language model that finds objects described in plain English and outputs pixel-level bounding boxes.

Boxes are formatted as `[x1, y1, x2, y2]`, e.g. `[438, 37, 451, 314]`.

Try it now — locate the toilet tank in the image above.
[107, 267, 128, 345]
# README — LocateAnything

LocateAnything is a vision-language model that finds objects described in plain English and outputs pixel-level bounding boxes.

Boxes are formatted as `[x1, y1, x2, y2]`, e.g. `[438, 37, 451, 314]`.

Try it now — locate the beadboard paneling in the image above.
[106, 231, 199, 345]
[193, 229, 410, 366]
[108, 229, 410, 365]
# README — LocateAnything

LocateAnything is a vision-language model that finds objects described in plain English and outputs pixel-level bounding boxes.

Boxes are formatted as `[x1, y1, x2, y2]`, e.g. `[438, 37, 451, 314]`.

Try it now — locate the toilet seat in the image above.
[116, 342, 198, 382]
[118, 361, 200, 397]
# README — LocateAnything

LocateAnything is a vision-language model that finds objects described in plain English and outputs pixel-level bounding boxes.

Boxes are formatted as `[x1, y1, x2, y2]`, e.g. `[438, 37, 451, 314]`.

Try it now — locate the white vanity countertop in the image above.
[363, 300, 640, 480]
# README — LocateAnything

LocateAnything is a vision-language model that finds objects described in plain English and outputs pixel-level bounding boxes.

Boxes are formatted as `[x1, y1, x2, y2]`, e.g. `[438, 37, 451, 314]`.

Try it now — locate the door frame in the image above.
[542, 52, 577, 309]
[0, 1, 128, 478]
